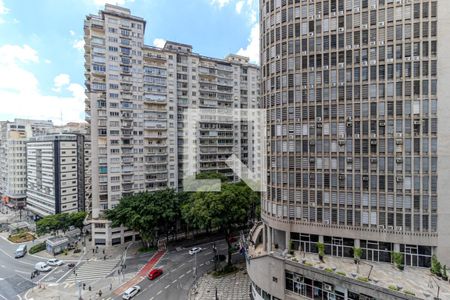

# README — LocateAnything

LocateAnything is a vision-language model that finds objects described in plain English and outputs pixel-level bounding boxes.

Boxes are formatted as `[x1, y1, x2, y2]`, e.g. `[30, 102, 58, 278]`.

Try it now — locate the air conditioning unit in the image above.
[396, 176, 403, 182]
[370, 158, 377, 163]
[379, 121, 386, 127]
[354, 7, 360, 12]
[371, 133, 377, 138]
[347, 45, 352, 50]
[370, 60, 377, 65]
[309, 140, 315, 145]
[371, 5, 377, 9]
[302, 51, 307, 55]
[309, 158, 315, 163]
[387, 226, 394, 230]
[378, 225, 385, 230]
[396, 139, 403, 145]
[339, 174, 345, 180]
[387, 58, 394, 63]
[396, 226, 403, 231]
[324, 65, 329, 70]
[347, 157, 353, 163]
[346, 122, 352, 127]
[338, 27, 345, 32]
[347, 116, 353, 121]
[309, 32, 314, 37]
[332, 12, 337, 17]
[338, 63, 344, 68]
[413, 120, 421, 125]
[396, 158, 403, 163]
[332, 82, 337, 87]
[317, 123, 323, 128]
[303, 218, 308, 222]
[310, 84, 315, 89]
[354, 134, 360, 138]
[339, 10, 344, 15]
[302, 85, 307, 89]
[379, 41, 385, 46]
[324, 220, 330, 225]
[339, 82, 345, 86]
[362, 61, 368, 66]
[406, 57, 411, 61]
[338, 140, 345, 145]
[379, 21, 385, 27]
[396, 133, 403, 138]
[362, 176, 369, 181]
[316, 117, 322, 122]
[339, 134, 345, 139]
[362, 24, 368, 29]
[354, 44, 360, 49]
[316, 14, 321, 19]
[323, 283, 334, 292]
[370, 41, 376, 46]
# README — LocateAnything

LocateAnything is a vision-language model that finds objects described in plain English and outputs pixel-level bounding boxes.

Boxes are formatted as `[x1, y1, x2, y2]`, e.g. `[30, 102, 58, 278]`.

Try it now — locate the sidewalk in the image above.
[189, 264, 250, 300]
[25, 272, 135, 300]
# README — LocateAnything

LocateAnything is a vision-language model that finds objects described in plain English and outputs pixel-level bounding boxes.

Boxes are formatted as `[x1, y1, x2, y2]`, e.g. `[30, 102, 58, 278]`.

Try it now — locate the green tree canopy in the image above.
[182, 181, 259, 265]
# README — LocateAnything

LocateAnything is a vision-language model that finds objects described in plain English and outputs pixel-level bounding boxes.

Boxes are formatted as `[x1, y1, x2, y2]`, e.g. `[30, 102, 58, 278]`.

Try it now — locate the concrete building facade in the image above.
[247, 0, 450, 299]
[84, 4, 259, 246]
[26, 134, 89, 217]
[0, 119, 54, 208]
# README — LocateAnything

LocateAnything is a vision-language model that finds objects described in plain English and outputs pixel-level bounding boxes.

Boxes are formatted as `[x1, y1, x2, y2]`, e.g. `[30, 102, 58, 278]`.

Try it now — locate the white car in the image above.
[35, 262, 52, 272]
[122, 285, 141, 299]
[47, 259, 64, 266]
[189, 247, 202, 255]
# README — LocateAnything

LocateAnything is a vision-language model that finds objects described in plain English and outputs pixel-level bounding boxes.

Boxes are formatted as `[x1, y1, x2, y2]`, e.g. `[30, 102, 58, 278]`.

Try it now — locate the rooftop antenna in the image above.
[60, 111, 63, 126]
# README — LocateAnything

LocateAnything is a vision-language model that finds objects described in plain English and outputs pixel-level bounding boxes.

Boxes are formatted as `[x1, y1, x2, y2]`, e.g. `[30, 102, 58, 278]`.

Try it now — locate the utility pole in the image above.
[194, 251, 197, 279]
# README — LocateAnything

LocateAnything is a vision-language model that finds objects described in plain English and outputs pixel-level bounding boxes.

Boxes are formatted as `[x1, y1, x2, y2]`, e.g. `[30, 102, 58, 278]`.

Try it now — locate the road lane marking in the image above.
[186, 270, 192, 274]
[200, 263, 204, 267]
[38, 267, 59, 283]
[150, 298, 154, 300]
[157, 290, 162, 295]
[172, 279, 177, 284]
[165, 284, 170, 289]
[0, 248, 34, 266]
[179, 274, 184, 279]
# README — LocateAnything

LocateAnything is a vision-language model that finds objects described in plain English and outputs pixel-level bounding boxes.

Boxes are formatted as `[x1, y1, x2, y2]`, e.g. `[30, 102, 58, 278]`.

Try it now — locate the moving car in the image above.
[67, 263, 75, 269]
[122, 285, 141, 299]
[35, 262, 52, 272]
[47, 259, 64, 266]
[15, 244, 27, 258]
[148, 268, 163, 280]
[189, 247, 202, 255]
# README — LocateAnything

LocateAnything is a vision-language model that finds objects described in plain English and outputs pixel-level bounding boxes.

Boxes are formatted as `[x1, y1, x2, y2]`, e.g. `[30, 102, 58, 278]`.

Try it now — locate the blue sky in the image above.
[0, 0, 259, 124]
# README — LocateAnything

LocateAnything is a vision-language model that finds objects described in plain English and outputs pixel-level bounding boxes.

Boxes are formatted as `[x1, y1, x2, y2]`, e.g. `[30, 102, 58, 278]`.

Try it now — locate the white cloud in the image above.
[72, 39, 85, 52]
[237, 22, 259, 64]
[92, 0, 134, 5]
[69, 30, 75, 36]
[44, 59, 51, 64]
[0, 44, 85, 125]
[52, 74, 71, 92]
[0, 0, 9, 15]
[209, 0, 231, 8]
[235, 0, 244, 14]
[153, 38, 166, 48]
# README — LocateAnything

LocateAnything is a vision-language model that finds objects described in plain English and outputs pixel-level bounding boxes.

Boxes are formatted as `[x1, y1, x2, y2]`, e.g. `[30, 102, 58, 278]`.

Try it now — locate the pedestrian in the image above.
[102, 249, 105, 255]
[88, 285, 91, 291]
[92, 248, 94, 254]
[109, 283, 112, 291]
[98, 290, 102, 297]
[103, 255, 106, 260]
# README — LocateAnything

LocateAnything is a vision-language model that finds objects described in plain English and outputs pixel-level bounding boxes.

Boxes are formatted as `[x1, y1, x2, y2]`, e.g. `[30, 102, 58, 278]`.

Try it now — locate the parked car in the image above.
[148, 268, 163, 280]
[15, 244, 27, 258]
[47, 259, 64, 266]
[122, 285, 141, 299]
[35, 262, 52, 272]
[189, 247, 202, 255]
[67, 263, 75, 269]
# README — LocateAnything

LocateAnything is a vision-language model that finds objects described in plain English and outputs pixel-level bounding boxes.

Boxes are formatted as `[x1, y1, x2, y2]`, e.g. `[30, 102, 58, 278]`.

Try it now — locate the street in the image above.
[109, 239, 243, 300]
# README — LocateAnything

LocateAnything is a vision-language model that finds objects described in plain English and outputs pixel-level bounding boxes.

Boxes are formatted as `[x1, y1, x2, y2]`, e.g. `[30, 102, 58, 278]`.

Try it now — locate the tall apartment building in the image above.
[0, 119, 54, 208]
[84, 5, 259, 246]
[26, 134, 89, 217]
[247, 0, 450, 299]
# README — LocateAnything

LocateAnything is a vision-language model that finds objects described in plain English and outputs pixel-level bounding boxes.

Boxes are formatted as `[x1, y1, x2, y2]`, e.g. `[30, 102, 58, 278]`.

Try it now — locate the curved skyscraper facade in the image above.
[247, 0, 450, 299]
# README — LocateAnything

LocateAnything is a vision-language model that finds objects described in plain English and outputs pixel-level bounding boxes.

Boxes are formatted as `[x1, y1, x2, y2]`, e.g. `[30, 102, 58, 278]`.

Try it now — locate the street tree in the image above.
[182, 181, 259, 266]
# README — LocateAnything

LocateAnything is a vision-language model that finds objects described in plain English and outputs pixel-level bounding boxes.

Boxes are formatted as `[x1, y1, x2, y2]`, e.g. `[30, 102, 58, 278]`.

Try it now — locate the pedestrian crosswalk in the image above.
[64, 259, 120, 284]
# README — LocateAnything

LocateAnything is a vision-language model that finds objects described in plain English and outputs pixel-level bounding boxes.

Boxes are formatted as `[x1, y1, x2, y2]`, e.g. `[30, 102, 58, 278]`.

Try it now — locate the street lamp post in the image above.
[193, 251, 197, 279]
[74, 247, 87, 300]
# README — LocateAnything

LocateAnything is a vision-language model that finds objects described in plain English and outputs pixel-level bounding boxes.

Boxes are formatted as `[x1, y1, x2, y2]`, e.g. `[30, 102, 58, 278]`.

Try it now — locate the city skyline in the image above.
[0, 0, 259, 124]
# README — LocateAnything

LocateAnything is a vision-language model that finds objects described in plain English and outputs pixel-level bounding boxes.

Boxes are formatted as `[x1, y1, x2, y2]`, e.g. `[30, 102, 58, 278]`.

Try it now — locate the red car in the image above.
[148, 268, 163, 280]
